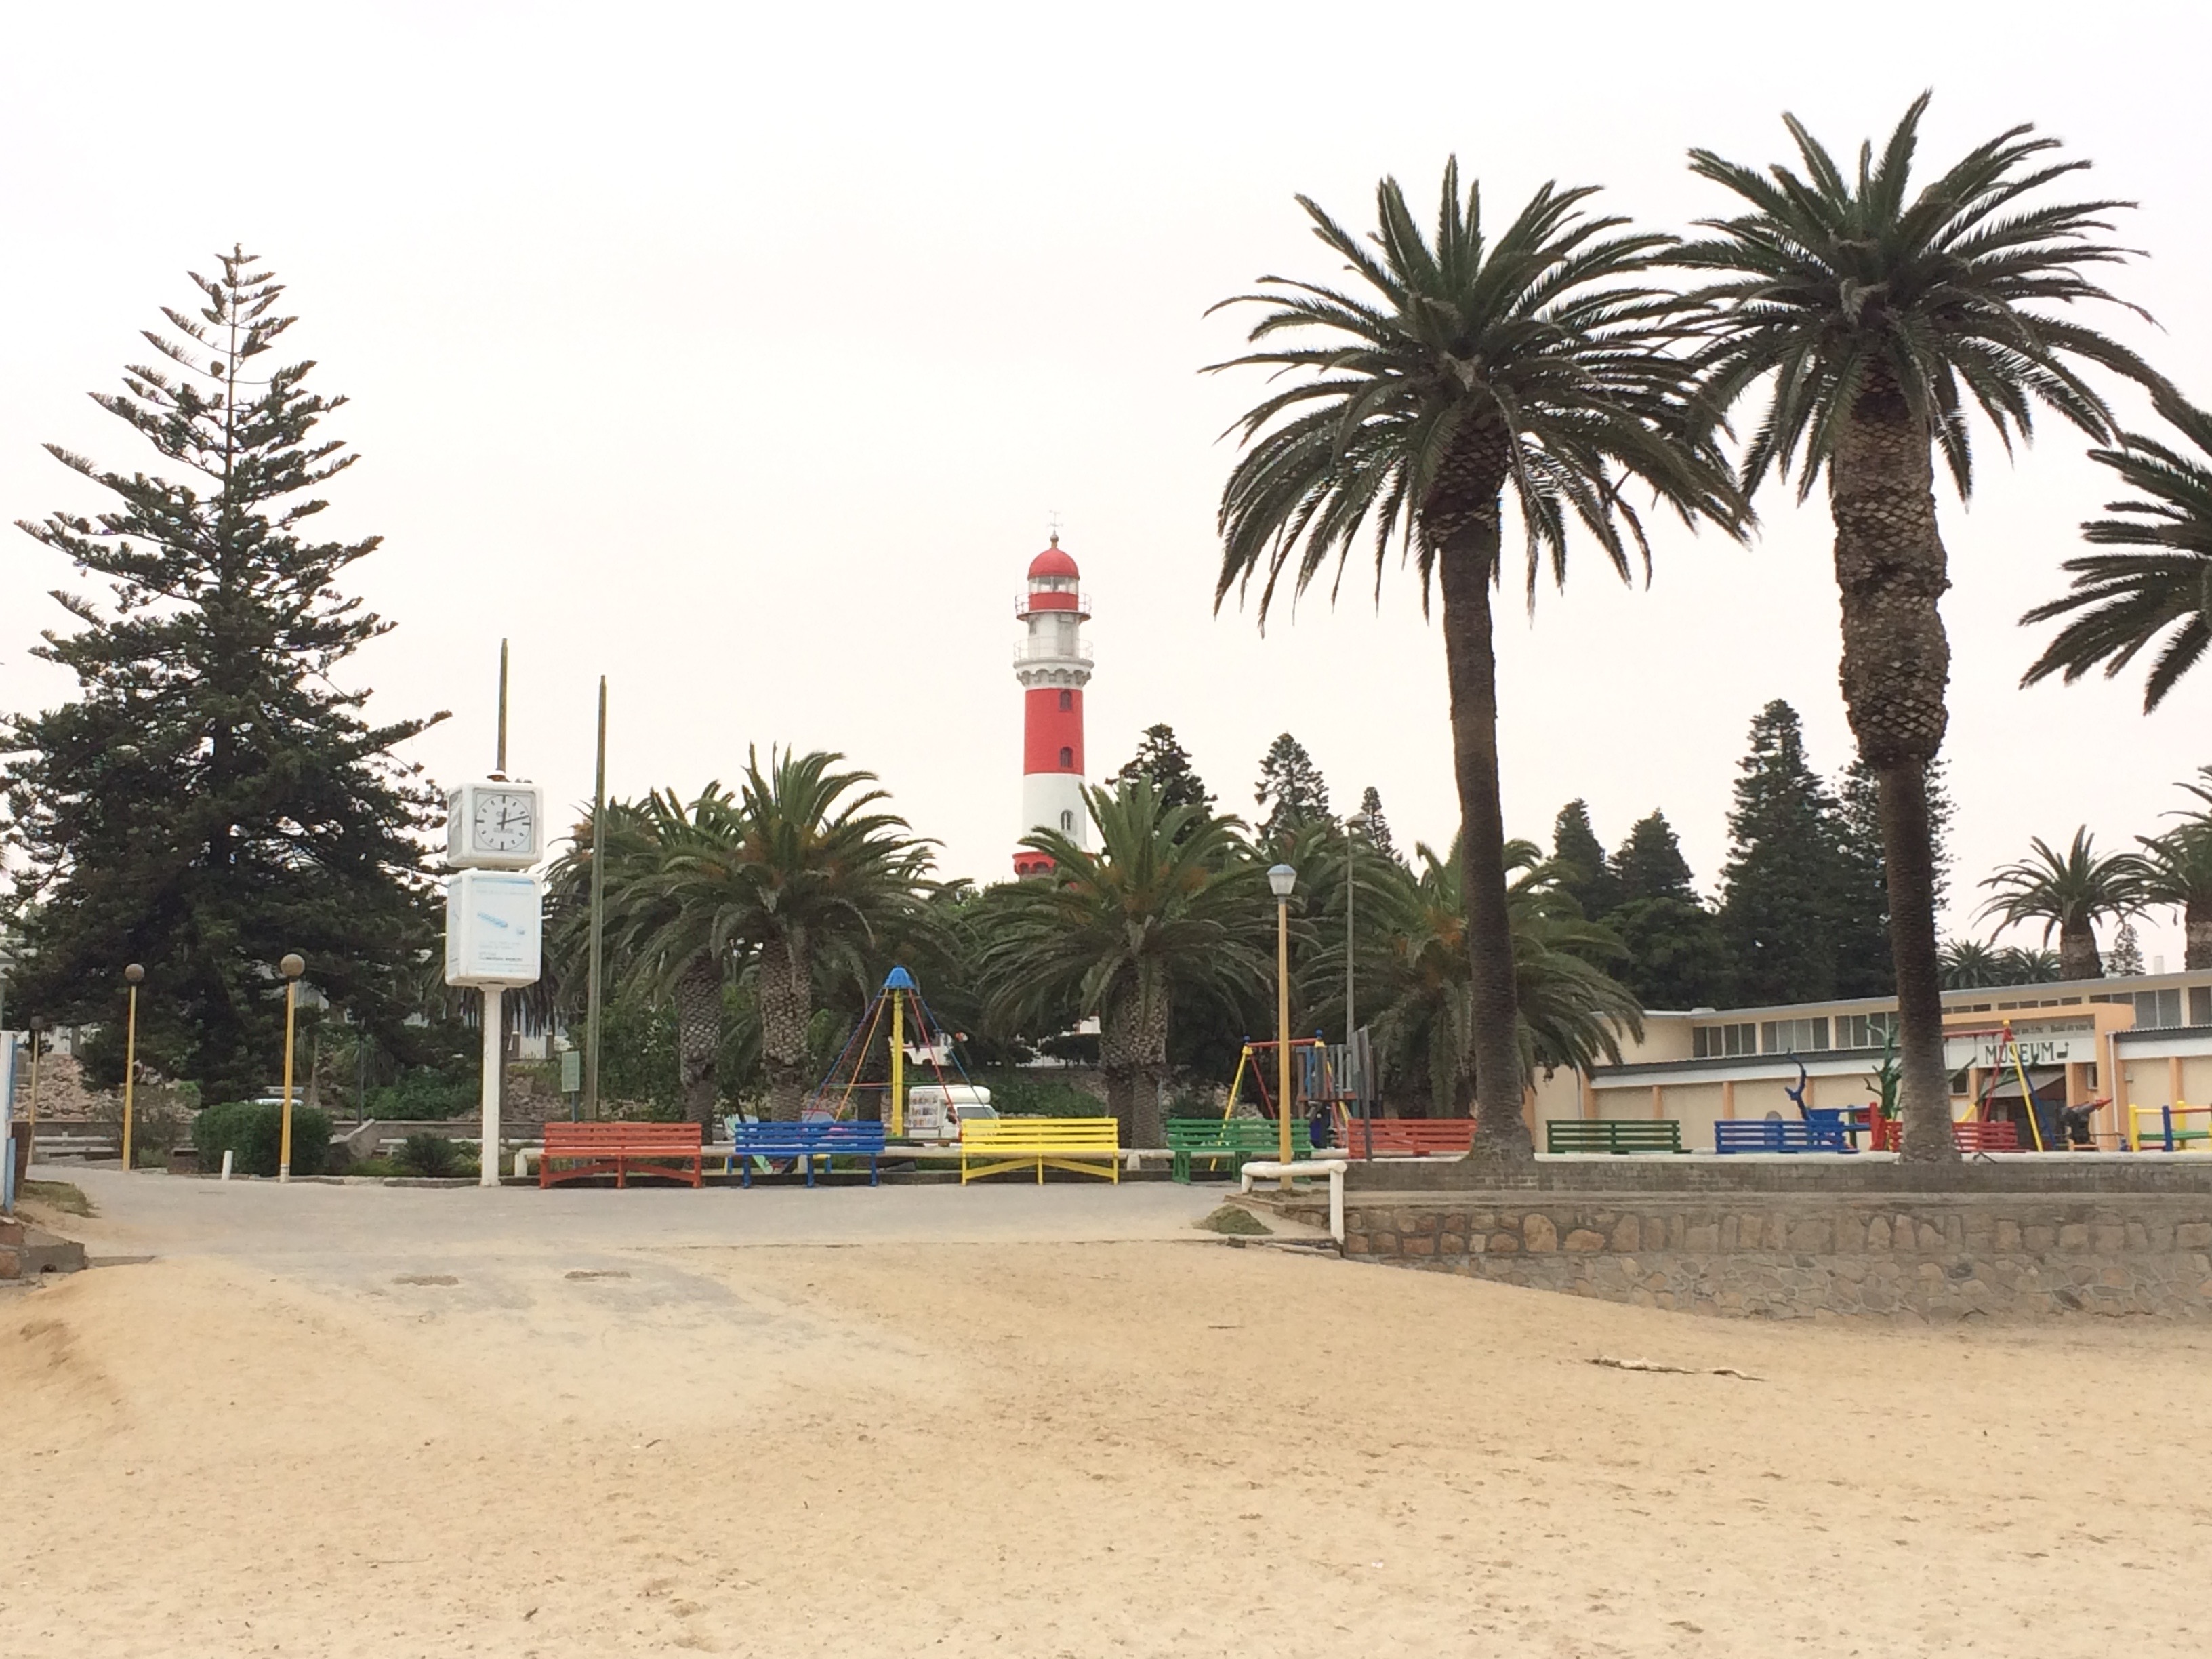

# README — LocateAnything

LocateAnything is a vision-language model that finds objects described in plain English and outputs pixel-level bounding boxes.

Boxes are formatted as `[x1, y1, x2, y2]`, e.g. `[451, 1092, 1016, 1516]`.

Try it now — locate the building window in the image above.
[1760, 1017, 1830, 1054]
[1058, 690, 1072, 711]
[1692, 1022, 1757, 1059]
[1836, 1012, 1893, 1050]
[1059, 809, 1074, 832]
[1059, 745, 1074, 769]
[2135, 988, 2184, 1029]
[2192, 985, 2212, 1027]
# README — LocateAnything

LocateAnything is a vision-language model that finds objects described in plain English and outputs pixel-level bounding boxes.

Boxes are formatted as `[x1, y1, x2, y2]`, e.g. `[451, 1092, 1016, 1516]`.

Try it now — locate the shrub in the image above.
[365, 1067, 474, 1120]
[194, 1101, 332, 1178]
[396, 1132, 462, 1177]
[968, 1069, 1105, 1118]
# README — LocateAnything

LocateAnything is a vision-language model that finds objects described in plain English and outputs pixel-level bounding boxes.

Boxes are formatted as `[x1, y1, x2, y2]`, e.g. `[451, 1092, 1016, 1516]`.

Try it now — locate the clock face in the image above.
[472, 791, 535, 855]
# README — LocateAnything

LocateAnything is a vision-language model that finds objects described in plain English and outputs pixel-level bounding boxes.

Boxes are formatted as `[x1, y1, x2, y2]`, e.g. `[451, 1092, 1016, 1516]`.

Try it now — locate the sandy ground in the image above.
[5, 1172, 2212, 1657]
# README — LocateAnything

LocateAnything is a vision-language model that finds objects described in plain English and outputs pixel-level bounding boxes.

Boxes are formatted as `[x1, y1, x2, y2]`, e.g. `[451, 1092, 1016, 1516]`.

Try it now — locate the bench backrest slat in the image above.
[545, 1123, 701, 1152]
[961, 1117, 1118, 1149]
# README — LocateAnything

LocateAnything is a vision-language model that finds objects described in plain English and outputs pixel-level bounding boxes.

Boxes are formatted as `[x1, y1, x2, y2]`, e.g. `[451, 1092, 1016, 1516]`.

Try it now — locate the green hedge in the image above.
[194, 1101, 333, 1178]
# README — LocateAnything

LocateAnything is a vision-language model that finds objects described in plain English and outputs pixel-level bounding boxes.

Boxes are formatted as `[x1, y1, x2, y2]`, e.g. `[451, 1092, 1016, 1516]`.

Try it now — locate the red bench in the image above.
[1857, 1113, 2022, 1153]
[540, 1122, 703, 1189]
[1953, 1120, 2020, 1153]
[1334, 1116, 1477, 1158]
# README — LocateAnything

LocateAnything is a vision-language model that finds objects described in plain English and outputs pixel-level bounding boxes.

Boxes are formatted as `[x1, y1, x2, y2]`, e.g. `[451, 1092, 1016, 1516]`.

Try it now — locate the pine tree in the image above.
[1551, 800, 1620, 918]
[1609, 897, 1736, 1010]
[2108, 920, 2146, 977]
[1613, 811, 1698, 904]
[1254, 733, 1330, 843]
[1834, 758, 1955, 998]
[4, 249, 448, 1101]
[1603, 809, 1732, 1007]
[1719, 701, 1854, 1005]
[1355, 785, 1397, 861]
[1114, 724, 1215, 817]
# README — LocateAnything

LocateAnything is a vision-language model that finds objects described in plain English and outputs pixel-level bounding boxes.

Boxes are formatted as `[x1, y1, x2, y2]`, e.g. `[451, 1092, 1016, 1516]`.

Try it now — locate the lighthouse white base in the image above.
[1021, 771, 1091, 851]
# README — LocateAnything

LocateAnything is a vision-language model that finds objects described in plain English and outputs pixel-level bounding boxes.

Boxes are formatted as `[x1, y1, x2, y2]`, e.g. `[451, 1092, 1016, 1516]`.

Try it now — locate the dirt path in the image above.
[5, 1216, 2211, 1655]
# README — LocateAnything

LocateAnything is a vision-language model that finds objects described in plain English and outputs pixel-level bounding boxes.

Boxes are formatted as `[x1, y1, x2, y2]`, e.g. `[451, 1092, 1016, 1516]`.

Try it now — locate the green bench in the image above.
[1545, 1119, 1684, 1155]
[1166, 1117, 1313, 1183]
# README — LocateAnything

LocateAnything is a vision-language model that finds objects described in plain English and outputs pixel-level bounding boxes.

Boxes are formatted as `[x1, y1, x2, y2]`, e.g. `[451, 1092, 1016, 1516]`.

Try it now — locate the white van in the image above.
[904, 1084, 995, 1142]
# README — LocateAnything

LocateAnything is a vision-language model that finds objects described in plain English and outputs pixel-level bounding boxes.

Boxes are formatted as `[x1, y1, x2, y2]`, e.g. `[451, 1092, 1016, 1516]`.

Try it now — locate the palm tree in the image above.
[2137, 774, 2212, 969]
[1979, 828, 2147, 981]
[1938, 937, 2005, 989]
[1210, 163, 1740, 1161]
[977, 780, 1273, 1149]
[603, 790, 751, 1122]
[1996, 946, 2064, 985]
[2022, 392, 2212, 710]
[1361, 839, 1643, 1117]
[720, 750, 929, 1121]
[546, 794, 737, 1121]
[1679, 94, 2158, 1161]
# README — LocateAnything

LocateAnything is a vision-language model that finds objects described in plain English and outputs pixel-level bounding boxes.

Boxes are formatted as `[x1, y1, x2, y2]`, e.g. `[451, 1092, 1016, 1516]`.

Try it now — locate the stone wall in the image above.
[1332, 1191, 2212, 1322]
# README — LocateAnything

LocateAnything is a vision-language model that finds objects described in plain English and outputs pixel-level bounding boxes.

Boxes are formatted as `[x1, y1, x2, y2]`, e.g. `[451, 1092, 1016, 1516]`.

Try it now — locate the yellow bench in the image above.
[959, 1116, 1120, 1184]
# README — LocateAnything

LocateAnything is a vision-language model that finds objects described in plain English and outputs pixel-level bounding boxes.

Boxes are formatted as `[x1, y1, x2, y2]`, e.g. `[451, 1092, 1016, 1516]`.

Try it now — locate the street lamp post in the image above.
[279, 954, 305, 1182]
[26, 1015, 43, 1176]
[121, 964, 144, 1172]
[1267, 864, 1297, 1174]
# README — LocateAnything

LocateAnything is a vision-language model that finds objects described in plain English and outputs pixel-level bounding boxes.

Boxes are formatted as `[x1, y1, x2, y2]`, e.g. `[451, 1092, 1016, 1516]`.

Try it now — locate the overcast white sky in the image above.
[2, 1, 2207, 966]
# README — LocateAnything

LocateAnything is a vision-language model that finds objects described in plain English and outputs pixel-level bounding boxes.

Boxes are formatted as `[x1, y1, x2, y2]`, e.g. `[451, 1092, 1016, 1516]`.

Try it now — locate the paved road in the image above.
[37, 1164, 1235, 1286]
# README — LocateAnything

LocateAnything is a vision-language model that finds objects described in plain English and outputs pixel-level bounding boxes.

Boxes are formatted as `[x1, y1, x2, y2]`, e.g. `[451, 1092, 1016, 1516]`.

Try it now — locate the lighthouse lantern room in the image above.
[1012, 535, 1092, 875]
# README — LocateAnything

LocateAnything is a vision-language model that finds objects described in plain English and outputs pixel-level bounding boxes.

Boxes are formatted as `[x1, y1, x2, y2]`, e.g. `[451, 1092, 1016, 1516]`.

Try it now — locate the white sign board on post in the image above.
[444, 870, 542, 1189]
[444, 870, 543, 987]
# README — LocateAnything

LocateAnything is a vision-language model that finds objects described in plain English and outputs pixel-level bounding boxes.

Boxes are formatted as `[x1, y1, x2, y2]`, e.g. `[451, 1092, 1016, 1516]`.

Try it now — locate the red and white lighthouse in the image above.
[1012, 535, 1091, 876]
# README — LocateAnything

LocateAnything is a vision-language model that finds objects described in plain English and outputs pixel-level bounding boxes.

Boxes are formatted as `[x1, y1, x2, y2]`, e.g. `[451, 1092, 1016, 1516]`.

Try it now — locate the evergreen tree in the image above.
[1612, 811, 1698, 905]
[1114, 724, 1215, 817]
[2108, 919, 2146, 977]
[1834, 758, 1955, 998]
[1609, 897, 1736, 1010]
[4, 249, 447, 1101]
[1551, 800, 1620, 918]
[1254, 733, 1330, 843]
[1355, 785, 1397, 861]
[1719, 701, 1853, 1006]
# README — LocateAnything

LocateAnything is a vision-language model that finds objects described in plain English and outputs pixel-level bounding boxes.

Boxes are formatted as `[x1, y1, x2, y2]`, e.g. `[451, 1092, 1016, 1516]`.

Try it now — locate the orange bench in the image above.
[541, 1122, 703, 1189]
[1334, 1116, 1477, 1158]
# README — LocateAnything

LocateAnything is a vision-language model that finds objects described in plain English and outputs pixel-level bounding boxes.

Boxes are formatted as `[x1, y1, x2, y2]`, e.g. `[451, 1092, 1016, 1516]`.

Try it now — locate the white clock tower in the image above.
[443, 645, 546, 1187]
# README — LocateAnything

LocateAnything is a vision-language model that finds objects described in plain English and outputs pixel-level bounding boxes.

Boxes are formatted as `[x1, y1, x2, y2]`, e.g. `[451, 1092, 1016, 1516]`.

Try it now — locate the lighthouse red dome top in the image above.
[1027, 535, 1079, 581]
[1017, 532, 1087, 618]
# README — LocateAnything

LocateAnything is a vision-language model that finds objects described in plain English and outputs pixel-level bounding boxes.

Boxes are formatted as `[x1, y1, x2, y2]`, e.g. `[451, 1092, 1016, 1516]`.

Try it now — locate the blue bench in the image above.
[1714, 1118, 1854, 1154]
[724, 1118, 886, 1187]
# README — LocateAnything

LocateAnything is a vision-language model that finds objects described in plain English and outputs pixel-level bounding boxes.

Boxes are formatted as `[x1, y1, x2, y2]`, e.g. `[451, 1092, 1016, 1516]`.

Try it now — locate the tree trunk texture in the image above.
[2188, 901, 2212, 972]
[2057, 922, 2103, 983]
[1830, 371, 1957, 1163]
[758, 935, 812, 1122]
[1435, 520, 1532, 1163]
[1099, 989, 1141, 1151]
[673, 954, 722, 1125]
[1876, 766, 1954, 1163]
[1132, 989, 1170, 1152]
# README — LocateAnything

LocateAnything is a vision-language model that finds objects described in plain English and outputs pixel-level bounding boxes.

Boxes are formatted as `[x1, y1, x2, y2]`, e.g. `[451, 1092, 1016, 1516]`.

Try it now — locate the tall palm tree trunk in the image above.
[1435, 516, 1534, 1162]
[1099, 990, 1143, 1151]
[758, 935, 811, 1122]
[673, 955, 722, 1125]
[1832, 371, 1959, 1164]
[2188, 900, 2212, 972]
[1132, 988, 1170, 1151]
[2057, 921, 2103, 981]
[1875, 766, 1954, 1162]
